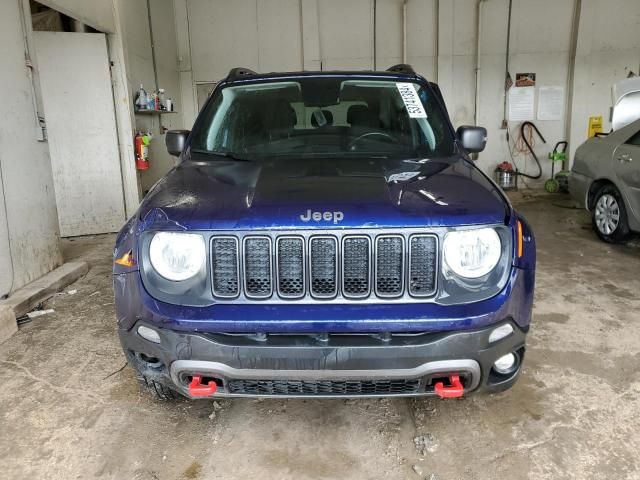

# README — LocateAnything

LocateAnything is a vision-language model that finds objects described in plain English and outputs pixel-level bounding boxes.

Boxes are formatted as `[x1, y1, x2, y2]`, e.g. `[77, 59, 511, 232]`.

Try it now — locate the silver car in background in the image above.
[571, 78, 640, 243]
[571, 118, 640, 242]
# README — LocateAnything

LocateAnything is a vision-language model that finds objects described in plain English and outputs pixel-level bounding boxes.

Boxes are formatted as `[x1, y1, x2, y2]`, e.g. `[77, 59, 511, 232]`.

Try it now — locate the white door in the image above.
[34, 32, 126, 237]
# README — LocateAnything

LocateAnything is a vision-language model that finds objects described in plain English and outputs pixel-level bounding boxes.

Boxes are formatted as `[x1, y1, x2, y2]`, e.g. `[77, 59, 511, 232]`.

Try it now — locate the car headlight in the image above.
[443, 228, 502, 278]
[149, 232, 205, 281]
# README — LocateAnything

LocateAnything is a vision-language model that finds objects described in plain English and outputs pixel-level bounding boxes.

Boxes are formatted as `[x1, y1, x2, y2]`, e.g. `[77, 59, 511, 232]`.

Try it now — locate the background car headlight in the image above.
[443, 227, 502, 278]
[149, 232, 205, 281]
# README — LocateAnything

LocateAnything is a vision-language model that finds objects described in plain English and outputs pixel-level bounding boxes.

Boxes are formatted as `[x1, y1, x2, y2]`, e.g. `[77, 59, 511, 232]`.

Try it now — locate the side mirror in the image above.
[165, 130, 190, 157]
[457, 126, 487, 154]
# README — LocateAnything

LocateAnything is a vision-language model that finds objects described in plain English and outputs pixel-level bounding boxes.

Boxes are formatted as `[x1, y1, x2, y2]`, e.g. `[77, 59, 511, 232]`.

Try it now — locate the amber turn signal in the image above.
[516, 221, 523, 258]
[115, 250, 135, 267]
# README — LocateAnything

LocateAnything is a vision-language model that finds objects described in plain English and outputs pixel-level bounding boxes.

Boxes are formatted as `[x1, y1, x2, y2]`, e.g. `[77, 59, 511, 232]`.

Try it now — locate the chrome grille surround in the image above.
[210, 236, 240, 298]
[309, 236, 338, 298]
[208, 229, 439, 304]
[341, 235, 371, 299]
[242, 236, 273, 299]
[374, 235, 405, 298]
[276, 236, 306, 299]
[408, 234, 438, 297]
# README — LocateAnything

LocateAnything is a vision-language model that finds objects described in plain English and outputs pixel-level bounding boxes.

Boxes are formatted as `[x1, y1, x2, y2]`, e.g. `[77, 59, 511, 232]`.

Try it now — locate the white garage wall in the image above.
[116, 0, 184, 193]
[39, 0, 186, 198]
[184, 0, 640, 182]
[569, 0, 640, 161]
[0, 0, 62, 297]
[187, 0, 303, 81]
[318, 0, 374, 70]
[476, 0, 576, 181]
[35, 0, 116, 33]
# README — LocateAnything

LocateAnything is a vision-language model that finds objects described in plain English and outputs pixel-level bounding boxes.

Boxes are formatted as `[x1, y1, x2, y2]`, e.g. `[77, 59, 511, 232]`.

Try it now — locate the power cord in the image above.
[0, 155, 15, 299]
[505, 125, 534, 190]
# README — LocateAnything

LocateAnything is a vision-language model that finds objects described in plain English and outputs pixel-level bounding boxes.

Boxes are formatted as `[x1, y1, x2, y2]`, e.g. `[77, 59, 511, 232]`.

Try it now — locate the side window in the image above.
[625, 130, 640, 146]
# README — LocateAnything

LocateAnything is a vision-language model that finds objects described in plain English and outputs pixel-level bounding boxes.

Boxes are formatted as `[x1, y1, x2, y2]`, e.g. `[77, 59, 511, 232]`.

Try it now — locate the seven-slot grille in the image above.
[210, 232, 437, 301]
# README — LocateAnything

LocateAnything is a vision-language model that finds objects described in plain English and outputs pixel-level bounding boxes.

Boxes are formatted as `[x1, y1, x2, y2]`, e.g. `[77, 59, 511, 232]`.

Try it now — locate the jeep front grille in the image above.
[210, 230, 438, 302]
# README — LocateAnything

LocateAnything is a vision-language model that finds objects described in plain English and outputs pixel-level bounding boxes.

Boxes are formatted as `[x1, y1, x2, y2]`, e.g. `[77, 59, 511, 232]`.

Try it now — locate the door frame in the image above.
[26, 0, 142, 219]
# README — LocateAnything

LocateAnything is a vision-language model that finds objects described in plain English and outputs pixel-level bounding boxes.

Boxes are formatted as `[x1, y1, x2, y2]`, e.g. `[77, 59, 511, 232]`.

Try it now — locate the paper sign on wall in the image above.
[396, 83, 427, 118]
[508, 86, 535, 121]
[537, 86, 564, 121]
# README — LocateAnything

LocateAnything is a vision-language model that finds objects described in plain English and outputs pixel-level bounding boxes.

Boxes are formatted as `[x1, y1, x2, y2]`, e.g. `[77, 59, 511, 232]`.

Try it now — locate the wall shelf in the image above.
[134, 109, 178, 115]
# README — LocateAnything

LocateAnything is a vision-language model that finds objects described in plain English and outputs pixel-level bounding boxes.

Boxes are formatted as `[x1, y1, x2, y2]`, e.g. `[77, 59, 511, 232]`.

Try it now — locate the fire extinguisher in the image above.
[135, 132, 151, 170]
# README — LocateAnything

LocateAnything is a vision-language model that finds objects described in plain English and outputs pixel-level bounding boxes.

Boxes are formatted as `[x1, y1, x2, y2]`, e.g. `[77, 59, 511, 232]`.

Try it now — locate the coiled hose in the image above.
[515, 121, 546, 179]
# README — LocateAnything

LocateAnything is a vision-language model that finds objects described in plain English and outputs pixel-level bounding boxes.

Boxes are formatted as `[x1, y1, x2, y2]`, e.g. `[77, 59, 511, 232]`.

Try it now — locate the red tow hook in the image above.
[434, 374, 464, 399]
[188, 375, 217, 397]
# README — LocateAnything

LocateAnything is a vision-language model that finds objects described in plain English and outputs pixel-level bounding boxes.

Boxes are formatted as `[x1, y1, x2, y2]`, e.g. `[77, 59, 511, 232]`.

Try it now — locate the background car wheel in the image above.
[592, 185, 632, 243]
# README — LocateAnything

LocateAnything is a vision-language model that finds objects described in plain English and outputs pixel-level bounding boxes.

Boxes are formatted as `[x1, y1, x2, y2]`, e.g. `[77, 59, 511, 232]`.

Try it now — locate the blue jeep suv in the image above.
[114, 65, 536, 400]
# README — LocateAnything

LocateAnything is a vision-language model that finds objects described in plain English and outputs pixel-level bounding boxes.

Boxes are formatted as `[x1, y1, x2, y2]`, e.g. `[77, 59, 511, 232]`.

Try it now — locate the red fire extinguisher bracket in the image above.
[188, 375, 218, 397]
[434, 374, 464, 399]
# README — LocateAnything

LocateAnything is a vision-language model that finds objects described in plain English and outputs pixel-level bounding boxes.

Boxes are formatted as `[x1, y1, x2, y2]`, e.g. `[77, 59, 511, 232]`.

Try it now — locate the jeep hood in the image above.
[138, 155, 509, 230]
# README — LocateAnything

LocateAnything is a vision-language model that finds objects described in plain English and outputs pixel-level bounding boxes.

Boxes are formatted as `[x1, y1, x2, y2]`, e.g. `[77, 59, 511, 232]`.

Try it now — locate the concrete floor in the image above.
[1, 193, 639, 479]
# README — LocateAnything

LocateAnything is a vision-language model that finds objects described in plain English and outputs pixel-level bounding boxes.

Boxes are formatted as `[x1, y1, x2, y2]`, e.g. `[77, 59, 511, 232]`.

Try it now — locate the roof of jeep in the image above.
[222, 64, 426, 84]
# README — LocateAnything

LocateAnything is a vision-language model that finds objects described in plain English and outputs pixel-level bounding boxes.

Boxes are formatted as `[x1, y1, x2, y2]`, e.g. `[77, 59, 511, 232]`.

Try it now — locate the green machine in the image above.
[545, 141, 570, 193]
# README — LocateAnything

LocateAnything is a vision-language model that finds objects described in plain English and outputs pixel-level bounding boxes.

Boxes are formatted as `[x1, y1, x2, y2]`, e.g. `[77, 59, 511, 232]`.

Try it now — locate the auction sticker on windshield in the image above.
[396, 82, 427, 118]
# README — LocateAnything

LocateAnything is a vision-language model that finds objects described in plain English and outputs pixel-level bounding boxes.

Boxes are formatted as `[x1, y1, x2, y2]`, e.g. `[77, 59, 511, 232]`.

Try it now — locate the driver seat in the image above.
[347, 105, 380, 129]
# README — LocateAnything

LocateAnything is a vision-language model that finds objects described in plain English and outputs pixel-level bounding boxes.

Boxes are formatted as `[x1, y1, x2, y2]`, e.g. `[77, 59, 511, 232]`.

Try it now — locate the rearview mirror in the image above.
[165, 130, 190, 157]
[457, 126, 487, 154]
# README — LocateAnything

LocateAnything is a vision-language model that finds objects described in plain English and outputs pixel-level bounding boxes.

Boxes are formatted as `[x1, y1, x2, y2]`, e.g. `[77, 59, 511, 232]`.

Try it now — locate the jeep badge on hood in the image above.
[300, 209, 344, 224]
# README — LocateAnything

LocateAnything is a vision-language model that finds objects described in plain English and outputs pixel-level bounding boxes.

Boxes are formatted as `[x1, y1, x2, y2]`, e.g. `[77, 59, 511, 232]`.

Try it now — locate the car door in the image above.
[612, 127, 640, 220]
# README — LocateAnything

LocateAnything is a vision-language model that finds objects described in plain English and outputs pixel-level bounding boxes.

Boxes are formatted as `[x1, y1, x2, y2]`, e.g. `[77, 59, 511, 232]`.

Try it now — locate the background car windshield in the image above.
[191, 78, 454, 159]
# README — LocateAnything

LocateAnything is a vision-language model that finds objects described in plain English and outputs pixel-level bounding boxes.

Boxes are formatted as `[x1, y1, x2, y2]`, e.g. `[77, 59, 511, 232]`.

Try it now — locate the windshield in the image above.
[191, 77, 454, 160]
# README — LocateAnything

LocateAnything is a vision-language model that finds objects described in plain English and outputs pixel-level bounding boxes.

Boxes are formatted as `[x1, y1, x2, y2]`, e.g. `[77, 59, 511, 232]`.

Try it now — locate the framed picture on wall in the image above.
[515, 73, 536, 87]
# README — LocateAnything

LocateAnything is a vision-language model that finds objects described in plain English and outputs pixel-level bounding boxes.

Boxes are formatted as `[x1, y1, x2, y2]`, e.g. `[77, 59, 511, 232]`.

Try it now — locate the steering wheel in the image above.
[348, 132, 396, 151]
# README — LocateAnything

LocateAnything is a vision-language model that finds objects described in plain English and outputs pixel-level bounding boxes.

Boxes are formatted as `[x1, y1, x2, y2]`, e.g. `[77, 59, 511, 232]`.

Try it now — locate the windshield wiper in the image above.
[191, 149, 253, 162]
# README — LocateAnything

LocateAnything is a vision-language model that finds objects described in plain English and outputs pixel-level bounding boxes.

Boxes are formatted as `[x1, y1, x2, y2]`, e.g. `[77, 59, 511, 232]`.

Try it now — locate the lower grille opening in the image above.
[227, 378, 421, 396]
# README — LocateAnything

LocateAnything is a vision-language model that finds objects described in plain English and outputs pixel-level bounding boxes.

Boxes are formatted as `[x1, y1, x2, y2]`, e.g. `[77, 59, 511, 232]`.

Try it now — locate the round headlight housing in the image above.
[443, 228, 502, 279]
[149, 232, 205, 281]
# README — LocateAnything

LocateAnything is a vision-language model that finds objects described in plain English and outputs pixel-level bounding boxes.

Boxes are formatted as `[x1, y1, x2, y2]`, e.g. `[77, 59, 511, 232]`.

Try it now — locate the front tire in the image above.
[138, 376, 180, 401]
[592, 184, 632, 243]
[124, 350, 181, 401]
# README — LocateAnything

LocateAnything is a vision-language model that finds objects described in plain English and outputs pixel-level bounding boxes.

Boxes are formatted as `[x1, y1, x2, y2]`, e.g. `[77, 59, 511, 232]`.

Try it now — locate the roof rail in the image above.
[227, 67, 258, 80]
[386, 64, 416, 75]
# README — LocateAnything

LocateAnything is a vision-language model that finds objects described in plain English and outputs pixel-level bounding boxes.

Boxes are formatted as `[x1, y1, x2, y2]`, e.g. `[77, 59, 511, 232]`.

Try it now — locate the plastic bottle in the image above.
[166, 98, 173, 112]
[147, 91, 156, 111]
[158, 89, 166, 111]
[135, 84, 147, 110]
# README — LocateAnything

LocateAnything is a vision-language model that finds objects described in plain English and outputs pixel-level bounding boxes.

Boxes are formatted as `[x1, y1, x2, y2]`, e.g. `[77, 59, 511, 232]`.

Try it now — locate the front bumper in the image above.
[120, 320, 527, 398]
